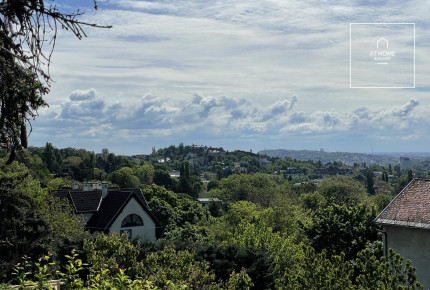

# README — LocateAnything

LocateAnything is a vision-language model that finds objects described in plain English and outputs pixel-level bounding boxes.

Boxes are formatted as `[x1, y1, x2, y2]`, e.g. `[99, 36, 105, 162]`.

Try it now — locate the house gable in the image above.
[109, 196, 158, 241]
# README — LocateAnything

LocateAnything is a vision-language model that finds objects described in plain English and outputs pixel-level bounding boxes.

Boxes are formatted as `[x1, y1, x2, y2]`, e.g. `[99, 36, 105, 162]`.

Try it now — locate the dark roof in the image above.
[52, 187, 163, 238]
[70, 191, 102, 213]
[120, 188, 149, 207]
[52, 189, 102, 213]
[85, 191, 131, 231]
[375, 179, 430, 229]
[53, 190, 70, 200]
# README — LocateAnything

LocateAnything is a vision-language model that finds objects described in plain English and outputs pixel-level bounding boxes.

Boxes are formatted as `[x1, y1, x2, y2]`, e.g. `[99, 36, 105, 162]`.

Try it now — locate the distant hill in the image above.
[258, 149, 408, 166]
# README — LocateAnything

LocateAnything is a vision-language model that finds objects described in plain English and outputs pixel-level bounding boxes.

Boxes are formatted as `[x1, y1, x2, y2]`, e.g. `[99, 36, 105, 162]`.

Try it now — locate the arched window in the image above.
[121, 214, 143, 227]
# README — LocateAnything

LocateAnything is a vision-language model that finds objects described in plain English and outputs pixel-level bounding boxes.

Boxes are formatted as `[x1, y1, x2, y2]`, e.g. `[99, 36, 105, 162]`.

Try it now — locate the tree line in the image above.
[0, 144, 424, 288]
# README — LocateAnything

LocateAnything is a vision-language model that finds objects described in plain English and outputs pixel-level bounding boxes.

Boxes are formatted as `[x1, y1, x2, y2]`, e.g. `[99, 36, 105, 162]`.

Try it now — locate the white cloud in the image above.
[27, 0, 430, 153]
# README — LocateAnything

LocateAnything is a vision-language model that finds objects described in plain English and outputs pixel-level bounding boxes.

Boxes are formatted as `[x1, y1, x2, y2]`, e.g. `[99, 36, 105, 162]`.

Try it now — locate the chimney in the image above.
[72, 181, 79, 190]
[102, 182, 109, 199]
[83, 183, 91, 191]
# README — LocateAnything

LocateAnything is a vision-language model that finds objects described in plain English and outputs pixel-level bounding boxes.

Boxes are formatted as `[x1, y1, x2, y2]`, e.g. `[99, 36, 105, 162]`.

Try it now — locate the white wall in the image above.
[109, 197, 157, 242]
[384, 225, 430, 288]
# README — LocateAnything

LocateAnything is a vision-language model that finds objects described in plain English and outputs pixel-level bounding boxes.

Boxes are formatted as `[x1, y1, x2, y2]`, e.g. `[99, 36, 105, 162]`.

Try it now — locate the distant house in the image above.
[197, 197, 223, 206]
[53, 182, 162, 241]
[336, 169, 354, 176]
[157, 157, 171, 164]
[169, 170, 181, 179]
[259, 158, 272, 166]
[374, 179, 430, 288]
[313, 168, 328, 177]
[285, 167, 305, 177]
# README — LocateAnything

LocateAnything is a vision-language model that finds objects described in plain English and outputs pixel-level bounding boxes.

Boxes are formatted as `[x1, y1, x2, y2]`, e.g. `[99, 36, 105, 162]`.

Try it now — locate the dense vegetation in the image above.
[0, 143, 425, 288]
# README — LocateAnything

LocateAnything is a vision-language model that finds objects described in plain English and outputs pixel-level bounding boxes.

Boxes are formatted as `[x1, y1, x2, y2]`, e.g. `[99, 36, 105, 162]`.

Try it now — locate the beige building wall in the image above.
[384, 225, 430, 288]
[109, 197, 157, 242]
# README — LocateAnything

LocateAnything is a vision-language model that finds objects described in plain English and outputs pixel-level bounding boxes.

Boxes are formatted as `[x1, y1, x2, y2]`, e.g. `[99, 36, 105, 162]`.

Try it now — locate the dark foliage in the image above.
[195, 244, 275, 289]
[0, 169, 50, 280]
[304, 203, 378, 261]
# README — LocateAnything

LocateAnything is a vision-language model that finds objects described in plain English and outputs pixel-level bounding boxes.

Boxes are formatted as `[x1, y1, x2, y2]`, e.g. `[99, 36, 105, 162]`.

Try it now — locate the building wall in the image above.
[400, 157, 413, 171]
[384, 225, 430, 288]
[109, 197, 157, 242]
[81, 213, 93, 223]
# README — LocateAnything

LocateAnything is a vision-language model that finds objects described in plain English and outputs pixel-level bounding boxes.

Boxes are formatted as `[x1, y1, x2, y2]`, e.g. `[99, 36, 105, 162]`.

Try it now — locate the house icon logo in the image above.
[370, 37, 395, 64]
[377, 37, 389, 49]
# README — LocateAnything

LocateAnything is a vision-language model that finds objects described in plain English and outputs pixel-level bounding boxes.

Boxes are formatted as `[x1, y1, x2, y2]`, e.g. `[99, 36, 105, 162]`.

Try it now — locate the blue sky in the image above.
[29, 0, 430, 155]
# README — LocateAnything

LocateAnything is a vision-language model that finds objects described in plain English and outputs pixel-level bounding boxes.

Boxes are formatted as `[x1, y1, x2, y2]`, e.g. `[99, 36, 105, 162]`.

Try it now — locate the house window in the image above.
[121, 214, 143, 227]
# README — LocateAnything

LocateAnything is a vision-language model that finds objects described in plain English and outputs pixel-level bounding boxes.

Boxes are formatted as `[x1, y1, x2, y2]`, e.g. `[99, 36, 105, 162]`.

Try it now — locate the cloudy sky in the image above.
[29, 0, 430, 155]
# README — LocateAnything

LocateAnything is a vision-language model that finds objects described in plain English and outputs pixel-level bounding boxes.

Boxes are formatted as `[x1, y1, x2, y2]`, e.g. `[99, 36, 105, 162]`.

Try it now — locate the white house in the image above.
[374, 179, 430, 288]
[53, 182, 162, 241]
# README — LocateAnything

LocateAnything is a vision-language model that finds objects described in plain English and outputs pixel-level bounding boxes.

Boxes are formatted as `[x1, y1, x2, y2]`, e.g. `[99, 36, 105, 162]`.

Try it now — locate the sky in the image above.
[28, 0, 430, 155]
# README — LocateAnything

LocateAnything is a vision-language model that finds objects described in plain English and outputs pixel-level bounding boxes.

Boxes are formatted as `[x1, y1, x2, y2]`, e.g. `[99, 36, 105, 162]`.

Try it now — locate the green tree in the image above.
[46, 177, 70, 191]
[304, 203, 378, 261]
[42, 142, 58, 173]
[83, 233, 139, 278]
[394, 164, 402, 177]
[82, 151, 96, 180]
[354, 248, 423, 289]
[140, 245, 217, 288]
[0, 161, 50, 278]
[177, 161, 192, 195]
[214, 173, 276, 206]
[0, 55, 46, 164]
[369, 193, 392, 212]
[318, 176, 367, 205]
[366, 169, 375, 195]
[133, 163, 155, 185]
[300, 191, 326, 211]
[283, 246, 354, 289]
[178, 142, 184, 156]
[62, 156, 83, 180]
[189, 175, 204, 199]
[228, 268, 254, 290]
[142, 184, 208, 229]
[408, 169, 413, 183]
[154, 169, 177, 190]
[109, 167, 140, 188]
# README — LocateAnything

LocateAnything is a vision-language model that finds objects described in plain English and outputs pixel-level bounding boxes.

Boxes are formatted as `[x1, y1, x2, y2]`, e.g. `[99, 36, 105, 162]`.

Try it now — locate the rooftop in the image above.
[375, 179, 430, 229]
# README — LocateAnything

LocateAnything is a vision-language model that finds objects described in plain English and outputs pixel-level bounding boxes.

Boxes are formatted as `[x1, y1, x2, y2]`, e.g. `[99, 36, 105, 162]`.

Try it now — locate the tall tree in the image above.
[408, 169, 413, 183]
[178, 161, 192, 195]
[0, 161, 50, 277]
[0, 0, 110, 162]
[42, 142, 57, 172]
[366, 169, 375, 195]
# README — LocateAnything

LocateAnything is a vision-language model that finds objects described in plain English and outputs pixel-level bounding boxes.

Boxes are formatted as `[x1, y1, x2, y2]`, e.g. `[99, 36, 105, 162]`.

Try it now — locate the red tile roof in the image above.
[375, 179, 430, 229]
